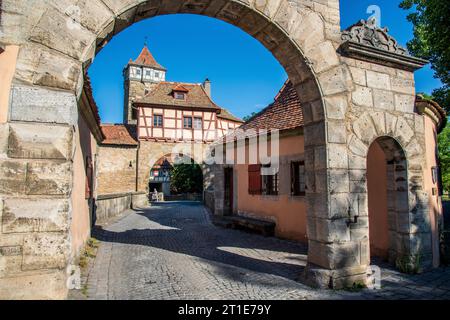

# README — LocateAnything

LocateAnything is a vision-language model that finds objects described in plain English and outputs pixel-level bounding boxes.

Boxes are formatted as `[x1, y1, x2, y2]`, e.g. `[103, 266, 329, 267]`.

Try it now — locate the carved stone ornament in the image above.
[340, 17, 428, 71]
[342, 17, 409, 55]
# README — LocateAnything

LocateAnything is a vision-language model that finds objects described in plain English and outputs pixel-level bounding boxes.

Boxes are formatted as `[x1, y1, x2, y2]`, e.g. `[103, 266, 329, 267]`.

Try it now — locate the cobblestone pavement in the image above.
[83, 202, 450, 300]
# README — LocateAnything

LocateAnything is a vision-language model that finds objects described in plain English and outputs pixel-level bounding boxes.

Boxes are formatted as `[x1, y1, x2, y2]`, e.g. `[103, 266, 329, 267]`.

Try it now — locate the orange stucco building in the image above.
[218, 81, 447, 268]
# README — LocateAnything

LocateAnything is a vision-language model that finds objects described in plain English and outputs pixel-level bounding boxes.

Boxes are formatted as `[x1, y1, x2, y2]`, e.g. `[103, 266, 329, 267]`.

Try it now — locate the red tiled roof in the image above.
[239, 80, 303, 131]
[173, 84, 189, 92]
[135, 81, 222, 111]
[218, 108, 244, 123]
[101, 124, 138, 146]
[129, 46, 166, 70]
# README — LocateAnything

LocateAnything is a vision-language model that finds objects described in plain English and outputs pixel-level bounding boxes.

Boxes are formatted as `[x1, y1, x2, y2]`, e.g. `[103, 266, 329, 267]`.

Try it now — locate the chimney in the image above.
[202, 78, 211, 98]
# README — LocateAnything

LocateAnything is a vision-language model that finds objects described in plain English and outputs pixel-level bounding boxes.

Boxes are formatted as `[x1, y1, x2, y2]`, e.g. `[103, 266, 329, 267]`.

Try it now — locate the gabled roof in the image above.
[135, 81, 222, 111]
[218, 108, 244, 123]
[173, 84, 189, 92]
[129, 46, 166, 70]
[239, 80, 303, 131]
[101, 124, 138, 146]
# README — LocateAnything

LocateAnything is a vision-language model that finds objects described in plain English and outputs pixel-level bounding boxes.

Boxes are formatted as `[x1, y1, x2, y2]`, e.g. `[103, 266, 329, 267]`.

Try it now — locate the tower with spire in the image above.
[123, 45, 167, 124]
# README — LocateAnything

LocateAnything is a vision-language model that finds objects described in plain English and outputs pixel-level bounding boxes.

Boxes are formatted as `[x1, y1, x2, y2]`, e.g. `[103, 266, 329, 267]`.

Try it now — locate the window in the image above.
[262, 164, 279, 196]
[248, 164, 262, 195]
[175, 92, 185, 100]
[136, 68, 141, 76]
[155, 72, 160, 78]
[291, 161, 306, 196]
[194, 117, 203, 129]
[153, 115, 163, 127]
[146, 70, 151, 76]
[183, 116, 193, 128]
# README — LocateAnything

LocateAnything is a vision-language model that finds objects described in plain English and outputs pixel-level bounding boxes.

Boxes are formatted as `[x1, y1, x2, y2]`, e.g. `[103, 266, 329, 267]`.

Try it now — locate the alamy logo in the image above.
[168, 129, 281, 175]
[367, 265, 381, 290]
[367, 5, 382, 27]
[67, 265, 81, 290]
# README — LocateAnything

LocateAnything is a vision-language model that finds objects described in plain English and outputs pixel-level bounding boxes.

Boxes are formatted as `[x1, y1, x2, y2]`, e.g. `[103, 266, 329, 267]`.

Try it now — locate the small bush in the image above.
[395, 253, 422, 274]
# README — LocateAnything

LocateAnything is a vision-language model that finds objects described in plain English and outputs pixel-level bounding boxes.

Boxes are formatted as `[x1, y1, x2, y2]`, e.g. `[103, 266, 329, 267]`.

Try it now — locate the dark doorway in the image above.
[149, 183, 162, 193]
[224, 168, 234, 216]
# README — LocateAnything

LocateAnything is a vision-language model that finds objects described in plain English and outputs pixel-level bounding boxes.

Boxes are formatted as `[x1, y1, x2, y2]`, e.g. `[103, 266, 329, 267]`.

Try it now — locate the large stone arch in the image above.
[1, 0, 391, 298]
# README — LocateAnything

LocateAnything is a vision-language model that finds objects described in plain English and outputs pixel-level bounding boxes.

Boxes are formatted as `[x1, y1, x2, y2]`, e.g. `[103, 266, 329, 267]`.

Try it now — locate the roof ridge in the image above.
[130, 45, 166, 70]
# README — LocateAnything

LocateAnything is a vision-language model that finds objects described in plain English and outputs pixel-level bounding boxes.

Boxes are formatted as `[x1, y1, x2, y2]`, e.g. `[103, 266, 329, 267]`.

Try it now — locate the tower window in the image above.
[153, 115, 163, 127]
[136, 68, 141, 76]
[146, 70, 151, 76]
[155, 72, 160, 78]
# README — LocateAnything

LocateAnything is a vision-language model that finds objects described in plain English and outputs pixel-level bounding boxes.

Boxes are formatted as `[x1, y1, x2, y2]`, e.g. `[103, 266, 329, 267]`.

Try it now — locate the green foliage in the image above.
[170, 163, 203, 194]
[400, 0, 450, 112]
[242, 111, 258, 122]
[438, 122, 450, 193]
[395, 253, 422, 274]
[78, 238, 100, 269]
[343, 281, 367, 292]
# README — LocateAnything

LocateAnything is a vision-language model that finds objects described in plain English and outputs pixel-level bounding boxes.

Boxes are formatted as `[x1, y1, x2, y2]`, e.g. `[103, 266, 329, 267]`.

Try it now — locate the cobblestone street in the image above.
[82, 202, 450, 300]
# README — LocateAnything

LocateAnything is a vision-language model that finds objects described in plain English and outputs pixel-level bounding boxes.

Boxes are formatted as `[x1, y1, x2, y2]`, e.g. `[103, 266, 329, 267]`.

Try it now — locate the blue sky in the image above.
[89, 0, 442, 124]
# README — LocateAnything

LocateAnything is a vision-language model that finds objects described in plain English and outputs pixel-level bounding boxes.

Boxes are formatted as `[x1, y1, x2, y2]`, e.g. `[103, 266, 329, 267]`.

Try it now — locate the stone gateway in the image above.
[0, 0, 446, 299]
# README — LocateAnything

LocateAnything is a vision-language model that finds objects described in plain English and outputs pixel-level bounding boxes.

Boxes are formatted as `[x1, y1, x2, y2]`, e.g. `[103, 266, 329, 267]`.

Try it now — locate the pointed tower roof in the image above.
[129, 45, 166, 71]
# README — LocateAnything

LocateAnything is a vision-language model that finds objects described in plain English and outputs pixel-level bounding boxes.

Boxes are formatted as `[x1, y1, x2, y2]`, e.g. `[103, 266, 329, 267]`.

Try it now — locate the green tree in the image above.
[438, 123, 450, 194]
[399, 0, 450, 112]
[242, 111, 258, 122]
[170, 163, 203, 194]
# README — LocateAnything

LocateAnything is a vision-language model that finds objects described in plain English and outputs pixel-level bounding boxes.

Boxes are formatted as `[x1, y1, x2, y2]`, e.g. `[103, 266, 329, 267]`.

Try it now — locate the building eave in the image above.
[416, 96, 447, 133]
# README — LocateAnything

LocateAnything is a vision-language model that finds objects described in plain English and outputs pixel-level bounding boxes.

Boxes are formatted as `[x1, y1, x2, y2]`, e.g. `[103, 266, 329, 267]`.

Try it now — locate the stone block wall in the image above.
[95, 192, 148, 224]
[0, 86, 76, 299]
[204, 190, 215, 213]
[97, 145, 138, 194]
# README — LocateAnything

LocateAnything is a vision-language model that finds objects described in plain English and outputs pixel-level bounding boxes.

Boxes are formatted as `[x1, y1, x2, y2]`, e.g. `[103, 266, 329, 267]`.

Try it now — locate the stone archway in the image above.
[147, 152, 204, 198]
[367, 136, 409, 263]
[1, 0, 355, 298]
[349, 109, 433, 273]
[2, 0, 436, 298]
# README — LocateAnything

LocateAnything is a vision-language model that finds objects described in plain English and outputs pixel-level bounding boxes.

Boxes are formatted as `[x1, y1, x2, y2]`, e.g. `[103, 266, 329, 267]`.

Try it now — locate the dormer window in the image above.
[172, 85, 189, 100]
[175, 92, 185, 100]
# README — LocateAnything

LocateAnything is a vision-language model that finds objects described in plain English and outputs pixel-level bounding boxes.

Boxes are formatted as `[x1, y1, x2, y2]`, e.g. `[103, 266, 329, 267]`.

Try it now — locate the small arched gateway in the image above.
[0, 1, 445, 298]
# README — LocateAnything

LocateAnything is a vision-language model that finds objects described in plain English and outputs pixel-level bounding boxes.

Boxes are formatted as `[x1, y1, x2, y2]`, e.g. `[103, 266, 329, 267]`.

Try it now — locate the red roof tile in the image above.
[218, 108, 244, 123]
[135, 81, 222, 111]
[173, 84, 189, 92]
[130, 46, 166, 70]
[101, 124, 138, 146]
[135, 81, 242, 123]
[239, 80, 303, 131]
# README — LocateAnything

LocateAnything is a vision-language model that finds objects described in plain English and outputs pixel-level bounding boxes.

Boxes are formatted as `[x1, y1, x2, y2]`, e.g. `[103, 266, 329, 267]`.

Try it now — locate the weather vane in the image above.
[144, 36, 148, 47]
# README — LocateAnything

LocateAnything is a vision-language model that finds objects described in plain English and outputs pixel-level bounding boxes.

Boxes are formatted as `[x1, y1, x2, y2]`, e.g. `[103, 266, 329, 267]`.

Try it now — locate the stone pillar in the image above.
[0, 85, 78, 299]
